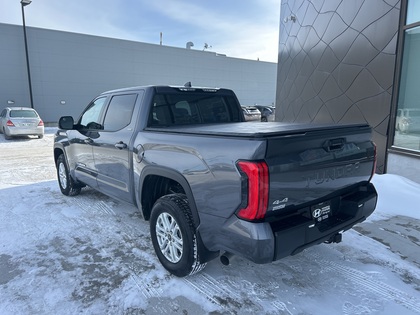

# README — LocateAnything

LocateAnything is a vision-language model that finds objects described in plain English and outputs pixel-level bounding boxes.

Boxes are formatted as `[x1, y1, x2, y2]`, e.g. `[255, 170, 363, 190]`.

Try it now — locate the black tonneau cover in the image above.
[145, 122, 370, 138]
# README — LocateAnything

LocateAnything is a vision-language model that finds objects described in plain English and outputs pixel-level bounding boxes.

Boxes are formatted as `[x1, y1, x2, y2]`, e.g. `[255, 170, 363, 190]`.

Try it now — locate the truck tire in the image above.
[56, 154, 82, 196]
[150, 194, 206, 277]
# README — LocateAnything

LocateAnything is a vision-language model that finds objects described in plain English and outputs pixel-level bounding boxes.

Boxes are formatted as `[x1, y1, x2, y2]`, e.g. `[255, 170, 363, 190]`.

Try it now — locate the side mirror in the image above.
[58, 116, 74, 130]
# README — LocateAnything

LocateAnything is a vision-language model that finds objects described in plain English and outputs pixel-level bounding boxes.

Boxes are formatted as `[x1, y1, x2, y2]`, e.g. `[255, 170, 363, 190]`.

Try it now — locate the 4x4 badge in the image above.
[273, 197, 288, 205]
[272, 198, 289, 210]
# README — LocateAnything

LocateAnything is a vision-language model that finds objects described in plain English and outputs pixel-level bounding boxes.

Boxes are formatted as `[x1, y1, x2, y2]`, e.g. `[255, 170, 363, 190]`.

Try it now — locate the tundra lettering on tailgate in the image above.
[304, 162, 360, 188]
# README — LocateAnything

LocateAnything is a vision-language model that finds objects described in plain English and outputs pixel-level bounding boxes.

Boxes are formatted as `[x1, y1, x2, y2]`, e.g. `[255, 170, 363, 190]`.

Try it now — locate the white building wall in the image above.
[0, 23, 277, 122]
[387, 152, 420, 184]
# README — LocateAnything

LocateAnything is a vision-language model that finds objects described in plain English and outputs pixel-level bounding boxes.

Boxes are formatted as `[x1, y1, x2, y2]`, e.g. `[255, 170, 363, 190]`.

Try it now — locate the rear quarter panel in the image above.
[133, 131, 266, 219]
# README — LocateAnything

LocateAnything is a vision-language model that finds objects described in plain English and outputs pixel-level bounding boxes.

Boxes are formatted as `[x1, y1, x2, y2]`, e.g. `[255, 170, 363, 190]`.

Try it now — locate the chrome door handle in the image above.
[115, 141, 127, 150]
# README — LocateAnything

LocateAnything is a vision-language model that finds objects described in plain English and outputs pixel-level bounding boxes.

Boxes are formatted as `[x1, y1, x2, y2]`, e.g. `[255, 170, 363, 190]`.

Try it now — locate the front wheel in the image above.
[150, 194, 206, 277]
[56, 154, 81, 196]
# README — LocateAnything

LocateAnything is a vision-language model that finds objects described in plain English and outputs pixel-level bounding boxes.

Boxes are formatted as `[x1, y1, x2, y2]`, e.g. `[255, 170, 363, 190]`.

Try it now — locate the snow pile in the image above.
[372, 174, 420, 220]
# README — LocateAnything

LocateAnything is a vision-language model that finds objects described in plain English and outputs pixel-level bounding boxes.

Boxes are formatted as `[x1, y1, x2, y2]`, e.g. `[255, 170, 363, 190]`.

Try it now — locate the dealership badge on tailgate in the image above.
[311, 201, 331, 222]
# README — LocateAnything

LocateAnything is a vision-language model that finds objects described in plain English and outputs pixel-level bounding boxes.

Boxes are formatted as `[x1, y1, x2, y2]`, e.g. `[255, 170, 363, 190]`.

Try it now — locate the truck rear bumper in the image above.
[210, 183, 377, 264]
[273, 183, 377, 260]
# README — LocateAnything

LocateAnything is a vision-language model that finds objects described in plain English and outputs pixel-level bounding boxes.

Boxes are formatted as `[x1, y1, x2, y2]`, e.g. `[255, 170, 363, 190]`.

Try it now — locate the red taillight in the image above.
[38, 120, 44, 126]
[6, 120, 15, 127]
[236, 161, 269, 220]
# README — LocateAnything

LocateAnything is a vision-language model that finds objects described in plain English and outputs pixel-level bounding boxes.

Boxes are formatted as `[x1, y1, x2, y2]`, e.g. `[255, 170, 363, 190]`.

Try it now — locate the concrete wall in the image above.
[0, 23, 277, 123]
[275, 0, 401, 173]
[387, 152, 420, 184]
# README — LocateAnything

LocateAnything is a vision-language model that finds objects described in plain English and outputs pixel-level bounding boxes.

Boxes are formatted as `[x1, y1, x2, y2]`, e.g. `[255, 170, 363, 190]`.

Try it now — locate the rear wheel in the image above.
[150, 194, 206, 277]
[56, 154, 81, 196]
[3, 128, 11, 140]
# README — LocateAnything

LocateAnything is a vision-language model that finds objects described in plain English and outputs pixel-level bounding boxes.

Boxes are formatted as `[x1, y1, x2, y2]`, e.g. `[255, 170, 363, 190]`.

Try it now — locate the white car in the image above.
[241, 106, 261, 122]
[254, 105, 276, 122]
[396, 108, 420, 134]
[0, 107, 44, 139]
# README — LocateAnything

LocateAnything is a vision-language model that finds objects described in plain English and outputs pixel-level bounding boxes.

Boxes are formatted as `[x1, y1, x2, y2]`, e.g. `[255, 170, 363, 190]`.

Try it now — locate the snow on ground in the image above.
[0, 128, 419, 315]
[371, 174, 420, 220]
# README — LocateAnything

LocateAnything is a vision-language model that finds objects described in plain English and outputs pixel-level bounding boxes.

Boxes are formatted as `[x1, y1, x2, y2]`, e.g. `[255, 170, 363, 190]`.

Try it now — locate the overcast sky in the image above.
[0, 0, 281, 62]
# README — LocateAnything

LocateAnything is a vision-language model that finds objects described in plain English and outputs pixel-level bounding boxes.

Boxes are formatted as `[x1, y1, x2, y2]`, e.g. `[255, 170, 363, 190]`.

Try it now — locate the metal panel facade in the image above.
[276, 0, 401, 173]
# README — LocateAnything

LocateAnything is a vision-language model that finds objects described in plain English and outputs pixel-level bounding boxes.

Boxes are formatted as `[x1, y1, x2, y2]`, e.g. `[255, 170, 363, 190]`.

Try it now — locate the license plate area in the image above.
[311, 201, 332, 223]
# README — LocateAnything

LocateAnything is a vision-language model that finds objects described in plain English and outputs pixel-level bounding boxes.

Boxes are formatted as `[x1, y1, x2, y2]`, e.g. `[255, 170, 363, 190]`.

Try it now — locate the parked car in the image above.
[54, 85, 377, 277]
[241, 106, 261, 122]
[396, 108, 420, 133]
[254, 105, 275, 122]
[0, 107, 44, 140]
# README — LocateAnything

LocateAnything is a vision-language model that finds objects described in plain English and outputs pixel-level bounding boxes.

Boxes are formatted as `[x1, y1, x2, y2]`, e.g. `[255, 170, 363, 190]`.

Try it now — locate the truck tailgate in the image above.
[264, 124, 375, 216]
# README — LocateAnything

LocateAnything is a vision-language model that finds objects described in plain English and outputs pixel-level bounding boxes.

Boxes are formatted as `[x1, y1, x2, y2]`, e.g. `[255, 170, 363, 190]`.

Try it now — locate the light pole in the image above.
[21, 0, 34, 109]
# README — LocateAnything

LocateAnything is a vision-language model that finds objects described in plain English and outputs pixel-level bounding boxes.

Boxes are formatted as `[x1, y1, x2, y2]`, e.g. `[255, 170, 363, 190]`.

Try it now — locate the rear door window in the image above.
[103, 94, 138, 131]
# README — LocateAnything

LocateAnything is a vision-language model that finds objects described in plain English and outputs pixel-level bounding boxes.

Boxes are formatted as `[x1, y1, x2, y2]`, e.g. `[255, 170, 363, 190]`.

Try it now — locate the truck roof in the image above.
[99, 85, 230, 95]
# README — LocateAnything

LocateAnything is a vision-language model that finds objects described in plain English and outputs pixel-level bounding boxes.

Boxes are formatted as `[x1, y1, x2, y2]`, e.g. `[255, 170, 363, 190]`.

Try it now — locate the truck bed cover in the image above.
[145, 122, 370, 138]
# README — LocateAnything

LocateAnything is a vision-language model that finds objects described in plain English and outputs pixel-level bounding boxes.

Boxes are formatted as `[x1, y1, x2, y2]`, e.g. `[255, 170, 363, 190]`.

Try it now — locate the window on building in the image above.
[406, 0, 420, 25]
[393, 25, 420, 152]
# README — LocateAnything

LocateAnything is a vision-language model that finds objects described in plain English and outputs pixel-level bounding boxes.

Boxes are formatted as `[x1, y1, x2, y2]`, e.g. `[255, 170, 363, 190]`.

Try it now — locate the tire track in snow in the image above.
[271, 301, 294, 314]
[310, 252, 420, 314]
[70, 195, 116, 216]
[64, 191, 168, 307]
[129, 272, 163, 299]
[183, 272, 291, 313]
[183, 272, 243, 309]
[64, 193, 143, 243]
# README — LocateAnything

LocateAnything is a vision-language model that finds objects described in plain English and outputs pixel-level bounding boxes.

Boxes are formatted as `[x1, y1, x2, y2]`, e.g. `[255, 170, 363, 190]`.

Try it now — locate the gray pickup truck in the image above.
[54, 85, 377, 277]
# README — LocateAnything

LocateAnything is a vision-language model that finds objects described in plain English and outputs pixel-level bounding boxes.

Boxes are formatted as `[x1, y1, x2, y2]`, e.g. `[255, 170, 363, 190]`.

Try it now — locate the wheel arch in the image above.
[139, 166, 200, 226]
[53, 144, 80, 186]
[53, 146, 65, 165]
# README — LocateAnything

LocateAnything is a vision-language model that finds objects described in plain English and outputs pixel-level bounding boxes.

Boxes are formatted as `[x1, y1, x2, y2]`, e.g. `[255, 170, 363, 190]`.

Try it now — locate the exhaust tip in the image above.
[220, 252, 233, 266]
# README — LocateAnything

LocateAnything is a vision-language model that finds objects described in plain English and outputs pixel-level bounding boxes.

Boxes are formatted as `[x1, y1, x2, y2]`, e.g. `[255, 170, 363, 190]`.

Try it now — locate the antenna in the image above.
[184, 82, 192, 87]
[203, 43, 212, 51]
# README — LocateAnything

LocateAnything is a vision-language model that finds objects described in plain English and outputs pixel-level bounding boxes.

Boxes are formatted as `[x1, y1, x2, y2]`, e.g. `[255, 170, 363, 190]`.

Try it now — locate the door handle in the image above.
[324, 138, 345, 152]
[115, 141, 127, 150]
